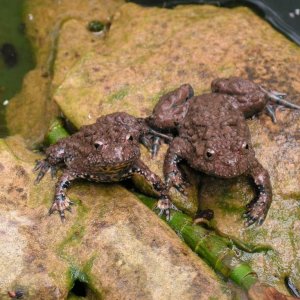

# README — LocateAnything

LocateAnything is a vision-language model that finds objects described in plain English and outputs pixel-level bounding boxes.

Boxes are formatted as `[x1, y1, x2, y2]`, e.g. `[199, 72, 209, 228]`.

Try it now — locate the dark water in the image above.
[0, 0, 34, 137]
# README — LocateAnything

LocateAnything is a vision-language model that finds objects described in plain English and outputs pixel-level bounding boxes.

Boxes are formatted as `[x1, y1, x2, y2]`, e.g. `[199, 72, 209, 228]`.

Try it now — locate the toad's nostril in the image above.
[224, 157, 237, 166]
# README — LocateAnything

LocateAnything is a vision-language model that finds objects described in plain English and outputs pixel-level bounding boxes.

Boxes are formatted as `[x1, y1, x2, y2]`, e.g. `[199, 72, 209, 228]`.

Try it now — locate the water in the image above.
[0, 0, 34, 137]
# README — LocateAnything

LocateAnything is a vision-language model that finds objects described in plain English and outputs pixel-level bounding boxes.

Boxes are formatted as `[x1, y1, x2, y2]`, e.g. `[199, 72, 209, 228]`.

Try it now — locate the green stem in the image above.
[143, 198, 258, 291]
[45, 117, 69, 145]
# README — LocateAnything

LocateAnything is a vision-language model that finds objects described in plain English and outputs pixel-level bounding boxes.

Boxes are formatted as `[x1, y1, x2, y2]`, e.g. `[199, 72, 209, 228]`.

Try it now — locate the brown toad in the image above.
[35, 112, 174, 220]
[146, 77, 300, 226]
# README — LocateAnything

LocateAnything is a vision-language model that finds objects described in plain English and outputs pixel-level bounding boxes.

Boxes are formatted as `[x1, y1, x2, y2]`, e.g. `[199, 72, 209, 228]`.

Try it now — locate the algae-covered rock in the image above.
[3, 1, 300, 297]
[22, 0, 124, 66]
[6, 0, 124, 146]
[53, 3, 300, 295]
[0, 136, 230, 299]
[52, 19, 103, 91]
[6, 69, 59, 145]
[54, 3, 300, 127]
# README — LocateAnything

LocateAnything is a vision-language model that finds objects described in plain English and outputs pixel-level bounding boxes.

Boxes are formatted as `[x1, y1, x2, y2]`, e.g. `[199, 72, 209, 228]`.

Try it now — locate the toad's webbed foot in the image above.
[49, 195, 74, 222]
[155, 196, 179, 221]
[49, 171, 76, 221]
[34, 159, 57, 184]
[131, 159, 178, 220]
[244, 194, 269, 226]
[244, 160, 272, 227]
[265, 105, 277, 123]
[140, 135, 163, 158]
[165, 171, 187, 195]
[261, 87, 300, 123]
[140, 128, 173, 157]
[151, 136, 161, 158]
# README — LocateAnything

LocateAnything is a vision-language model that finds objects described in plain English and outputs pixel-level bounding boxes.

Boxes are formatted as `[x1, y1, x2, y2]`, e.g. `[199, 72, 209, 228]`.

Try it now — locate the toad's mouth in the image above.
[194, 157, 250, 178]
[207, 163, 249, 178]
[92, 158, 137, 172]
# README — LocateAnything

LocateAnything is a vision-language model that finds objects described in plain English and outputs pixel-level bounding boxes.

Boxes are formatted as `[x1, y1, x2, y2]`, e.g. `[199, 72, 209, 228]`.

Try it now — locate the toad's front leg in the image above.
[34, 139, 70, 183]
[49, 170, 76, 221]
[163, 138, 188, 195]
[244, 159, 272, 226]
[146, 84, 194, 131]
[132, 159, 177, 220]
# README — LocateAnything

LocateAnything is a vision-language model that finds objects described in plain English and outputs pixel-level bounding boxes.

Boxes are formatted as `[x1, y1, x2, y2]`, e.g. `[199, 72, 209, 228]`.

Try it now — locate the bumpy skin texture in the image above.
[35, 112, 171, 220]
[147, 77, 275, 226]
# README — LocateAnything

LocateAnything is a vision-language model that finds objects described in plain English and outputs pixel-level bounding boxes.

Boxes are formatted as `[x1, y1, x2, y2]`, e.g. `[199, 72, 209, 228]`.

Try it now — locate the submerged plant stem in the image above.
[141, 197, 258, 291]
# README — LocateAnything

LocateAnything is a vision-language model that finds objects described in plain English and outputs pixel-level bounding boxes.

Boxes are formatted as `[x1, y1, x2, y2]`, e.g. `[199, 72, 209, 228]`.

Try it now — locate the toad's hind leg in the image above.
[260, 87, 300, 123]
[146, 84, 194, 132]
[131, 159, 177, 220]
[145, 84, 194, 157]
[244, 160, 272, 226]
[211, 77, 268, 118]
[49, 170, 76, 221]
[211, 77, 300, 122]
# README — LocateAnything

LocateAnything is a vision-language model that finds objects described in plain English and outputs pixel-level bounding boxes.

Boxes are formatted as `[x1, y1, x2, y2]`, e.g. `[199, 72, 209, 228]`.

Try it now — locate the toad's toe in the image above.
[244, 203, 267, 227]
[155, 197, 178, 221]
[49, 197, 74, 221]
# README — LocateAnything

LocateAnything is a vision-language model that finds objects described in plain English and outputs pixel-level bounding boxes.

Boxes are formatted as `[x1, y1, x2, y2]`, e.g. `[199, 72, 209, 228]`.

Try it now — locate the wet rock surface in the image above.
[2, 1, 300, 299]
[0, 136, 229, 299]
[53, 2, 300, 296]
[54, 4, 300, 127]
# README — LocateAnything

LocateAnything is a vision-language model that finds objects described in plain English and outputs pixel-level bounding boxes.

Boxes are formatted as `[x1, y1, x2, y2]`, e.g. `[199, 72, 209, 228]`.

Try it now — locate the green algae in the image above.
[58, 223, 86, 261]
[69, 266, 89, 285]
[56, 195, 89, 261]
[107, 85, 130, 103]
[67, 258, 102, 300]
[206, 183, 249, 216]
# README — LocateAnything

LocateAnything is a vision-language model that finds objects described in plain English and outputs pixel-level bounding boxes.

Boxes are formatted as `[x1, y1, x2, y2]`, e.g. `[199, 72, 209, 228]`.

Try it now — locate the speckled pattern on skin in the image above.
[147, 77, 299, 226]
[34, 112, 173, 220]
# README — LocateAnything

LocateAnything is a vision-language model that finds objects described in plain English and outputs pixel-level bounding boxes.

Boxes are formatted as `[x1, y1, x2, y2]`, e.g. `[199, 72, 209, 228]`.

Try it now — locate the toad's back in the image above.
[179, 93, 248, 142]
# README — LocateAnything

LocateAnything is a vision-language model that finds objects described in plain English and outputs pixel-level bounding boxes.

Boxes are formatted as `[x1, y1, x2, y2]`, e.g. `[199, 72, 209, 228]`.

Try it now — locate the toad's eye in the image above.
[126, 134, 133, 141]
[205, 149, 215, 160]
[94, 141, 103, 150]
[242, 142, 249, 150]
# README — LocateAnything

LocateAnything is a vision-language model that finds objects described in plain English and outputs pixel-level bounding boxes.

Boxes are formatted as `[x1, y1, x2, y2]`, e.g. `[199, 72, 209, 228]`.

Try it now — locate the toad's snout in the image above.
[223, 155, 238, 167]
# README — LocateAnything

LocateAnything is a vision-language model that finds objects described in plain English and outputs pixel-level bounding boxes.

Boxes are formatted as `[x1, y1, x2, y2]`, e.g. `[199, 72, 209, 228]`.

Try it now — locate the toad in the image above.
[35, 112, 175, 220]
[146, 77, 300, 226]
